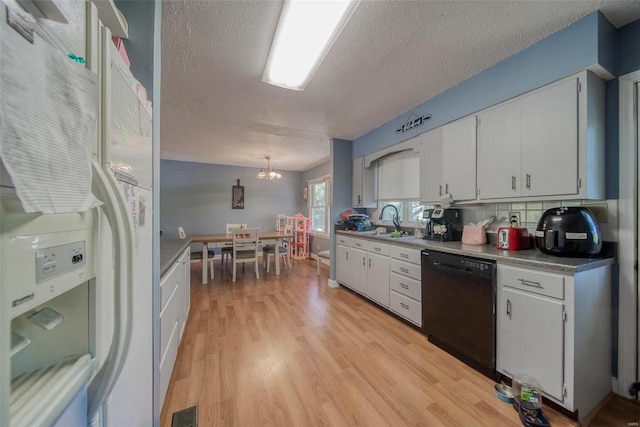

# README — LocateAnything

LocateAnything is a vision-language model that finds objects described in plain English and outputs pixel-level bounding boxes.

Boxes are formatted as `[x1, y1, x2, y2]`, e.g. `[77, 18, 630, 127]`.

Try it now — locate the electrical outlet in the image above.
[583, 204, 608, 223]
[508, 212, 521, 227]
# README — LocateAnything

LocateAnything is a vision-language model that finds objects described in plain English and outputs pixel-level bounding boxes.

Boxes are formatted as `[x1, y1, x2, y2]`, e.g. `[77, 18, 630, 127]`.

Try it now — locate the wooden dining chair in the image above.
[221, 223, 247, 270]
[263, 224, 292, 272]
[231, 228, 260, 282]
[178, 226, 215, 279]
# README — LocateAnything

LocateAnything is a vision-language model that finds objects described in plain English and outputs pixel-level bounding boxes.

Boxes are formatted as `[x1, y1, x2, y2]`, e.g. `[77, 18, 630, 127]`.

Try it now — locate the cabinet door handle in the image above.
[400, 283, 409, 290]
[400, 267, 409, 274]
[357, 195, 361, 205]
[400, 302, 410, 310]
[439, 185, 442, 196]
[369, 258, 371, 268]
[400, 253, 409, 259]
[506, 299, 512, 318]
[518, 278, 542, 288]
[363, 256, 366, 266]
[445, 183, 449, 194]
[511, 176, 516, 191]
[346, 252, 349, 261]
[526, 174, 531, 190]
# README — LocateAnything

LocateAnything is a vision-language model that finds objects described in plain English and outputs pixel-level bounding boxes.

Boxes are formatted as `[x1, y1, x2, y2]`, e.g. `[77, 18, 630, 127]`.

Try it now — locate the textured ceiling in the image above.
[161, 0, 640, 172]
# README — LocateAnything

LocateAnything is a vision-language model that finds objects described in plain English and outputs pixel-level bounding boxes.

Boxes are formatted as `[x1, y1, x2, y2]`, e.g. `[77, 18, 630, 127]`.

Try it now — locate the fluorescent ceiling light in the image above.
[263, 0, 359, 91]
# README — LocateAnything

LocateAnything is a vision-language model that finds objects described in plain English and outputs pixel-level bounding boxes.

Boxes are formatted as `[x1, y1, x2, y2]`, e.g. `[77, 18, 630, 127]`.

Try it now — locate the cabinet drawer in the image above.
[390, 272, 421, 302]
[498, 264, 565, 300]
[390, 258, 421, 281]
[390, 290, 422, 326]
[159, 319, 179, 405]
[160, 262, 179, 309]
[368, 241, 389, 256]
[217, 241, 234, 248]
[350, 238, 367, 250]
[336, 236, 351, 246]
[390, 246, 421, 264]
[160, 283, 181, 361]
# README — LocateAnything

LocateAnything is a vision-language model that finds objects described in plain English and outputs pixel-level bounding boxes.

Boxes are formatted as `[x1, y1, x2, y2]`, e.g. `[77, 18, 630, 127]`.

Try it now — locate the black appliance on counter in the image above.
[343, 214, 373, 232]
[422, 208, 462, 241]
[422, 250, 498, 379]
[534, 207, 602, 257]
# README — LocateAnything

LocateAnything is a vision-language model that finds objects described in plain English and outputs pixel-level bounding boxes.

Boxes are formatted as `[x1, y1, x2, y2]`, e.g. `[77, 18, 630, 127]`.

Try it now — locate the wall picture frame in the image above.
[232, 179, 244, 209]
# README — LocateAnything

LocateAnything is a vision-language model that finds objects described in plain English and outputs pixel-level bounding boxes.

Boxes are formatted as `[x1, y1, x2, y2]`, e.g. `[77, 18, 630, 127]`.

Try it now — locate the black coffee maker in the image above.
[423, 208, 462, 241]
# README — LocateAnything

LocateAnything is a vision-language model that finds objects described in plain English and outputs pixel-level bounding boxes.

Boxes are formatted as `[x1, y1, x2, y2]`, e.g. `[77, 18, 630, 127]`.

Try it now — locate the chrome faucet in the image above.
[379, 204, 401, 232]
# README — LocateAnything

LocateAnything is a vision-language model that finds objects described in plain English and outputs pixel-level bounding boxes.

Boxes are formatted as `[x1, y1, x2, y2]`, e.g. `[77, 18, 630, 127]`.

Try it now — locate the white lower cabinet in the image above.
[159, 247, 191, 406]
[389, 246, 422, 327]
[366, 243, 390, 307]
[496, 263, 611, 418]
[336, 237, 391, 308]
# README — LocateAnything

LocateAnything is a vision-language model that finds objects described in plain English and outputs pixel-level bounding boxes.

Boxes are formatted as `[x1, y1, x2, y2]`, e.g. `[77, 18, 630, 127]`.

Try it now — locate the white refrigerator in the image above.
[0, 1, 154, 426]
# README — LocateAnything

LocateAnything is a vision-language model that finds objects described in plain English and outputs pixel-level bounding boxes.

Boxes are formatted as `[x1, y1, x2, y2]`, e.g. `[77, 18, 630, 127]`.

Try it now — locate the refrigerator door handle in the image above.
[87, 157, 134, 424]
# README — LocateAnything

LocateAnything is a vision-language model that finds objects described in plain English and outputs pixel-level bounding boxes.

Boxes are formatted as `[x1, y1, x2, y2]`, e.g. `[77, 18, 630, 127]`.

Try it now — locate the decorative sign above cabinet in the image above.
[396, 112, 432, 133]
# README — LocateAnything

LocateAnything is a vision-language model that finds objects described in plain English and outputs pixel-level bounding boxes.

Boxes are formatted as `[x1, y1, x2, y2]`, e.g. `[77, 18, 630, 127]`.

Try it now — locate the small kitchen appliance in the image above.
[422, 208, 462, 241]
[343, 214, 372, 232]
[534, 207, 602, 257]
[496, 226, 531, 250]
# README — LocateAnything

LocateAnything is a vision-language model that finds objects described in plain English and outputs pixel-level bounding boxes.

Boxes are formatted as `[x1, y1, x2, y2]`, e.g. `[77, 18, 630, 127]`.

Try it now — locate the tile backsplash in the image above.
[458, 199, 618, 242]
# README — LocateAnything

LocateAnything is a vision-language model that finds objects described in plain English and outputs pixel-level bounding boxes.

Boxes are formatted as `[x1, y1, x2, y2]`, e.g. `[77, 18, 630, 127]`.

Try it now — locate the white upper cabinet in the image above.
[420, 116, 477, 204]
[419, 128, 443, 203]
[352, 156, 376, 207]
[477, 70, 605, 201]
[476, 99, 522, 199]
[520, 77, 578, 197]
[442, 116, 477, 201]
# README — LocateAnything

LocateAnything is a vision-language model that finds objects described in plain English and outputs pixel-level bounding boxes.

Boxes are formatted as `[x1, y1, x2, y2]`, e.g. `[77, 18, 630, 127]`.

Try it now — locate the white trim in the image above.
[618, 70, 640, 396]
[307, 174, 331, 185]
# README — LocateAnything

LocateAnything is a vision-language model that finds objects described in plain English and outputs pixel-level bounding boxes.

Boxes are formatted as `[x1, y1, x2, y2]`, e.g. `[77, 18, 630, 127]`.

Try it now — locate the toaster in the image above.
[496, 226, 531, 250]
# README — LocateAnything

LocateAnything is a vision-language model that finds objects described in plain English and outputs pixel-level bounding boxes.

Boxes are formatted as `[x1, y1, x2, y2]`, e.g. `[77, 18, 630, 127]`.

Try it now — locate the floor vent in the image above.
[171, 405, 198, 427]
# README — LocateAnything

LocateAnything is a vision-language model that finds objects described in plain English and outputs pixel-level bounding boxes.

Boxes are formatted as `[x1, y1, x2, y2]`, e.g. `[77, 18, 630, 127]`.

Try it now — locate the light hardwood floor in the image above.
[161, 259, 639, 426]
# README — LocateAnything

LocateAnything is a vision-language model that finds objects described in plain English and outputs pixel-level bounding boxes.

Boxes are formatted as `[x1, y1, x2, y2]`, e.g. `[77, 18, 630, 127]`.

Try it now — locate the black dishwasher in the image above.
[421, 250, 497, 378]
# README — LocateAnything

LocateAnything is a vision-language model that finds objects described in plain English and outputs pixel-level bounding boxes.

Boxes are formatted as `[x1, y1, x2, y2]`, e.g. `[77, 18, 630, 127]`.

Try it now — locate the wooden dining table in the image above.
[189, 231, 294, 284]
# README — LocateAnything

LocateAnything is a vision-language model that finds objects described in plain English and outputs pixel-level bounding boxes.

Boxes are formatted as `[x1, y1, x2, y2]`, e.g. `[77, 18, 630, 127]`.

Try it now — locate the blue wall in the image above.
[617, 18, 640, 76]
[353, 11, 613, 159]
[160, 160, 306, 241]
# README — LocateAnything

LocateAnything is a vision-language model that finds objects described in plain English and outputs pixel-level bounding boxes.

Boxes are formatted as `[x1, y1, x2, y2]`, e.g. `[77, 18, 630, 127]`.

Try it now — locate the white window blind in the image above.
[377, 150, 419, 200]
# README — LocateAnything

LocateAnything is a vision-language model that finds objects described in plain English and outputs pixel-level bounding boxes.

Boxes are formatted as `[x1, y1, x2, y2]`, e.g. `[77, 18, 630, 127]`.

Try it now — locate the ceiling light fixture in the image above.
[262, 0, 359, 91]
[256, 156, 282, 180]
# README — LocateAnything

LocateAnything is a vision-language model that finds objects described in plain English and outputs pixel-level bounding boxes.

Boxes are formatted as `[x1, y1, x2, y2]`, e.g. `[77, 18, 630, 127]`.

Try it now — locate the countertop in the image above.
[160, 238, 191, 277]
[336, 230, 615, 273]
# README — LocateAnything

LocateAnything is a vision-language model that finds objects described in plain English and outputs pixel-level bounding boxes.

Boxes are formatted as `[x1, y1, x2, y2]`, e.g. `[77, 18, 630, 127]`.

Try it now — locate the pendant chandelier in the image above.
[256, 156, 282, 180]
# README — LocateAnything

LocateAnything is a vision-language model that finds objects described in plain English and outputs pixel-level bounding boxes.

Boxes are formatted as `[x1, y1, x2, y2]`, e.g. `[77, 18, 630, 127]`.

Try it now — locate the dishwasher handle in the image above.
[432, 260, 472, 273]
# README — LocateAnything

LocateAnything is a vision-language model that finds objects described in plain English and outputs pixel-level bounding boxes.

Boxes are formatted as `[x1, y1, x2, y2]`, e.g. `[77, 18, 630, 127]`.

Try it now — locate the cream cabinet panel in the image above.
[477, 99, 522, 199]
[352, 157, 376, 207]
[336, 244, 350, 287]
[420, 116, 477, 204]
[498, 287, 565, 402]
[521, 77, 578, 197]
[349, 247, 368, 296]
[367, 251, 390, 307]
[442, 115, 477, 201]
[419, 127, 443, 203]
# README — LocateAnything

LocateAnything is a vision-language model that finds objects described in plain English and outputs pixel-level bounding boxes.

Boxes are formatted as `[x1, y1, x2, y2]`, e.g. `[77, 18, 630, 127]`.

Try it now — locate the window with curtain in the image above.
[376, 150, 424, 225]
[308, 176, 331, 235]
[377, 150, 420, 200]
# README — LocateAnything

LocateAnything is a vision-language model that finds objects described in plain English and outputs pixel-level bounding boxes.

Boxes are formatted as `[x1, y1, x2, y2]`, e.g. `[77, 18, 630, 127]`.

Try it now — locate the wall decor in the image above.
[232, 179, 244, 209]
[396, 112, 432, 133]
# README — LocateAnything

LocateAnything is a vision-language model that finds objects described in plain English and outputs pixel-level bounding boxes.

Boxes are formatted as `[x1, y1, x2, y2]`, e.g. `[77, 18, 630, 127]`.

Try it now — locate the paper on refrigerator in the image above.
[0, 6, 101, 213]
